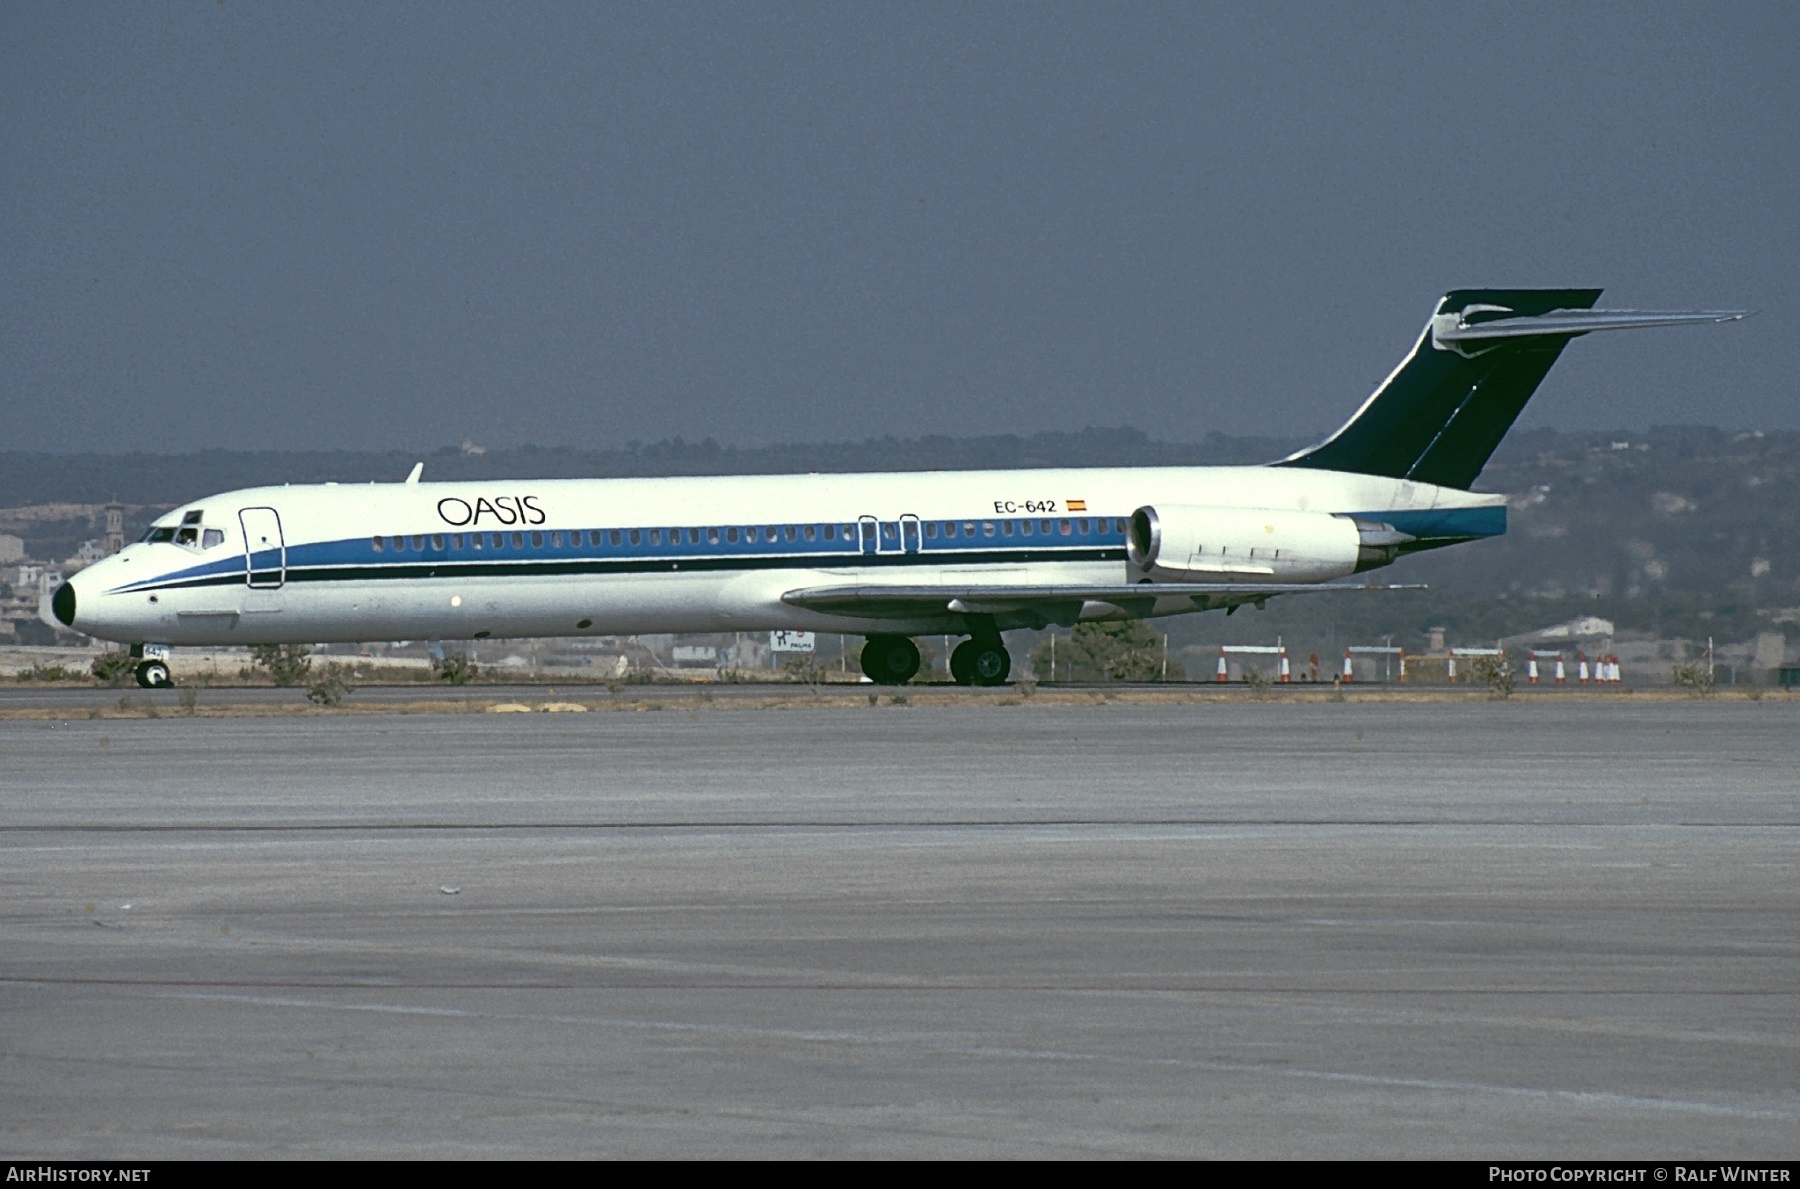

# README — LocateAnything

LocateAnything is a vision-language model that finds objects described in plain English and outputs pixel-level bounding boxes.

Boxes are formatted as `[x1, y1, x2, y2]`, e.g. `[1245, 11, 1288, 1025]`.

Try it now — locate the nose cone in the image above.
[51, 580, 76, 627]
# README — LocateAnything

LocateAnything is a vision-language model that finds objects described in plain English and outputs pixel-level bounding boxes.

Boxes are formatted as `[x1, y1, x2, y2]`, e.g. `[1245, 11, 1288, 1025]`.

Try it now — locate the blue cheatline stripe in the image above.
[109, 518, 1131, 594]
[119, 546, 1130, 594]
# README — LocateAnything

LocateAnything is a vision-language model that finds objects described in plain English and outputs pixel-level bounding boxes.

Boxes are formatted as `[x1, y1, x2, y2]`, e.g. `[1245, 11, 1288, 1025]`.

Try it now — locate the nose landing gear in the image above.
[129, 644, 174, 688]
[134, 660, 173, 688]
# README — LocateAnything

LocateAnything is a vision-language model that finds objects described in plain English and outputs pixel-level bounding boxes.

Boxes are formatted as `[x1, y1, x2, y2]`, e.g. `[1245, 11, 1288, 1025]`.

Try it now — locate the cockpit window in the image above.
[175, 527, 199, 546]
[181, 510, 204, 526]
[202, 529, 225, 549]
[144, 527, 176, 544]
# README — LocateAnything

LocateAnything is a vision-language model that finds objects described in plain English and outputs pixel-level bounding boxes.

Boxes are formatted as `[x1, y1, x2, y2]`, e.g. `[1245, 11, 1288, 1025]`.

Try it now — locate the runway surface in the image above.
[3, 700, 1796, 1158]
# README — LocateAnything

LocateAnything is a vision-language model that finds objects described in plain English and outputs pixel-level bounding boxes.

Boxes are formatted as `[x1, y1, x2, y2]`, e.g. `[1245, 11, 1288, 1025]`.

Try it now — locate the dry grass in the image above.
[2, 685, 1783, 720]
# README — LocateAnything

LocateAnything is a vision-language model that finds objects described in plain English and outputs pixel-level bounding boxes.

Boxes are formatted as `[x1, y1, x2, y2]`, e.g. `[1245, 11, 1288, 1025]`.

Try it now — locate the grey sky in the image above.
[4, 2, 1793, 454]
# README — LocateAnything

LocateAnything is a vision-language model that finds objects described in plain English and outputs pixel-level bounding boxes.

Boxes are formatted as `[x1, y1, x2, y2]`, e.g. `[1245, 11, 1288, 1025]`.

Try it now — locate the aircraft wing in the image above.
[781, 581, 1425, 619]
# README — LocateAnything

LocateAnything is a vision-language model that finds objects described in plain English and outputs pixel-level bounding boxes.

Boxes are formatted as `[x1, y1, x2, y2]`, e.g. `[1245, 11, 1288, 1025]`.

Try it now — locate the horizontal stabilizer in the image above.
[1434, 307, 1751, 349]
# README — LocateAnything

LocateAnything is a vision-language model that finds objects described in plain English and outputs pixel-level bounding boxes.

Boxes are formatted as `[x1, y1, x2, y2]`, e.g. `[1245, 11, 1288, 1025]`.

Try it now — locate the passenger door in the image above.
[239, 507, 286, 588]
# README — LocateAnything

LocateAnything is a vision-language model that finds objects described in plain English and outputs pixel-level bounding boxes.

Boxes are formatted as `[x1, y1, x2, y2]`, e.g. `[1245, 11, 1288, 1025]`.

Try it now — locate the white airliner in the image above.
[55, 288, 1746, 688]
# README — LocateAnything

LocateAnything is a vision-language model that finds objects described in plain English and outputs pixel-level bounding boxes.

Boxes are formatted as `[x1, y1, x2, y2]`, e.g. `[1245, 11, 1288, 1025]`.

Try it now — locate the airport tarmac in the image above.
[2, 700, 1795, 1158]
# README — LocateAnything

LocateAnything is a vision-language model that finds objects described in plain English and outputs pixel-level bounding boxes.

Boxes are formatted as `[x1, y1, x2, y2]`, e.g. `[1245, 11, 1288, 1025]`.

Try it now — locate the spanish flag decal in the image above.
[1066, 499, 1087, 512]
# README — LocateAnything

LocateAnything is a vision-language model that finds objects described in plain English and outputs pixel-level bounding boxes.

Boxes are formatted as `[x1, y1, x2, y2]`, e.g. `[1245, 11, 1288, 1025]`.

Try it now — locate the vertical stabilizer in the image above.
[1276, 289, 1748, 489]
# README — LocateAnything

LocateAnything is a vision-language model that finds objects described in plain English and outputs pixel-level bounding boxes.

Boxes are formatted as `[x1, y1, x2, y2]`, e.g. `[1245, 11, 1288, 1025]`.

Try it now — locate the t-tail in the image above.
[1276, 288, 1750, 489]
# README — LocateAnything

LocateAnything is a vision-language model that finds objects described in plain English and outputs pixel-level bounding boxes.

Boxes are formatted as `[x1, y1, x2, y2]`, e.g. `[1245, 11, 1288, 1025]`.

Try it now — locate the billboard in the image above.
[770, 630, 816, 653]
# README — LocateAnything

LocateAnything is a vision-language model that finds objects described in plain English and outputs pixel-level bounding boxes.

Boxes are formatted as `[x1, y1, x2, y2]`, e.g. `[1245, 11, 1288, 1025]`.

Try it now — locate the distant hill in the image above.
[0, 427, 1307, 508]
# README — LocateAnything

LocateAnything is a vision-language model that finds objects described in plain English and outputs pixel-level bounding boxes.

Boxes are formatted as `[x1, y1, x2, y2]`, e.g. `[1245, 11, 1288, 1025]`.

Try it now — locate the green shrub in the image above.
[1671, 662, 1714, 697]
[90, 651, 136, 687]
[305, 663, 355, 706]
[432, 653, 479, 685]
[1470, 655, 1514, 699]
[250, 644, 313, 687]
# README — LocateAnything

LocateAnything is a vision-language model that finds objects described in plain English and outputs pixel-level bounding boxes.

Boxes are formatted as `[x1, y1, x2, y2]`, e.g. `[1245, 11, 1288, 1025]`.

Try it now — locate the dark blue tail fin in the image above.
[1276, 289, 1747, 489]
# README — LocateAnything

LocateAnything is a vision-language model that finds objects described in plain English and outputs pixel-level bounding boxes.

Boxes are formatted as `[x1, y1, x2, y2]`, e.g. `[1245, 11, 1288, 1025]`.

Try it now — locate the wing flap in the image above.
[782, 581, 1424, 617]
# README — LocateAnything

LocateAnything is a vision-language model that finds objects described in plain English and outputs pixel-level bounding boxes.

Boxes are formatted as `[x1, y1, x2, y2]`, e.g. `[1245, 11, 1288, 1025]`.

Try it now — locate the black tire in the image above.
[951, 640, 1010, 686]
[135, 661, 172, 689]
[949, 640, 978, 685]
[860, 635, 920, 685]
[969, 643, 1011, 686]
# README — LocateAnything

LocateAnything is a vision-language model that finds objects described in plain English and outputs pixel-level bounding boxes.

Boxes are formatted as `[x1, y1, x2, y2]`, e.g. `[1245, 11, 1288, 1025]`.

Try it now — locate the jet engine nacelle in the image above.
[1127, 505, 1408, 583]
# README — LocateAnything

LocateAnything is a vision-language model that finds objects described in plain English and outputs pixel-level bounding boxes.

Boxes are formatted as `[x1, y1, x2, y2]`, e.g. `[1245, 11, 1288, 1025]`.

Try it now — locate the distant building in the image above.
[66, 540, 110, 570]
[0, 534, 23, 565]
[104, 502, 126, 554]
[1502, 615, 1615, 652]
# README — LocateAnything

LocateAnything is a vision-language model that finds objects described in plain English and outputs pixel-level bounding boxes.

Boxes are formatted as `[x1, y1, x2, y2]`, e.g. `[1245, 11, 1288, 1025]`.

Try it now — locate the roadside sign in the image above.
[770, 631, 816, 653]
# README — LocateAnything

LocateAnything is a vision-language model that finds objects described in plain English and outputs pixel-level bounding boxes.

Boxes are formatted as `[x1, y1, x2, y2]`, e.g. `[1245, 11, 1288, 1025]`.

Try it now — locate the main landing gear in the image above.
[859, 632, 1013, 686]
[860, 635, 921, 685]
[949, 639, 1010, 686]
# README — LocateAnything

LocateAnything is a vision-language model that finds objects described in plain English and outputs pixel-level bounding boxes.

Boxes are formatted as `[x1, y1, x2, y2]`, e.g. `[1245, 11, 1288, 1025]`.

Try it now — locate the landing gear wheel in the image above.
[950, 641, 976, 685]
[951, 640, 1011, 686]
[135, 660, 172, 689]
[860, 635, 920, 685]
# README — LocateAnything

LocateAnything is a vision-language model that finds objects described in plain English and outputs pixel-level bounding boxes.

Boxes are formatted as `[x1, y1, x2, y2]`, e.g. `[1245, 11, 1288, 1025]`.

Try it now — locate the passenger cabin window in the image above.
[372, 536, 384, 552]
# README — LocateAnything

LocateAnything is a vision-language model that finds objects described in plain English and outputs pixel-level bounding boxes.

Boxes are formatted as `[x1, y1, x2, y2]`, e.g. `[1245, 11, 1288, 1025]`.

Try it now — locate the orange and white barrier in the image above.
[1221, 644, 1290, 683]
[1347, 645, 1407, 683]
[1527, 649, 1564, 684]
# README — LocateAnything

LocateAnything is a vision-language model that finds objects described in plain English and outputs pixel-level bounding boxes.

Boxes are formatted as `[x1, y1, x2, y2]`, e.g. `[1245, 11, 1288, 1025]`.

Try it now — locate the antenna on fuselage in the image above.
[404, 462, 424, 485]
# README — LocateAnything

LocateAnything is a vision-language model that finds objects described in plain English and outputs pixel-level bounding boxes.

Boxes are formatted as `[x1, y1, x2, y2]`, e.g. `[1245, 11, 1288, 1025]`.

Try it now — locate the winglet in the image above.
[404, 462, 424, 485]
